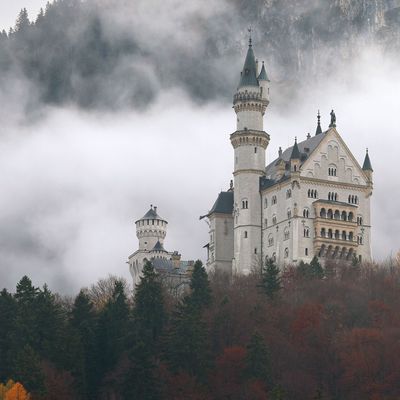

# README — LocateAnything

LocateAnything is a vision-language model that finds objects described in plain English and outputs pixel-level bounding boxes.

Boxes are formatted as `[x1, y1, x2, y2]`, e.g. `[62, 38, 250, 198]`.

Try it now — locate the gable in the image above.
[301, 128, 367, 186]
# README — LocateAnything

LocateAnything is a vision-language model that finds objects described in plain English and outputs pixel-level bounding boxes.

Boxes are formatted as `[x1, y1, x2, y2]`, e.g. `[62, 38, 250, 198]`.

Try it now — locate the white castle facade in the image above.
[202, 40, 373, 275]
[128, 40, 373, 284]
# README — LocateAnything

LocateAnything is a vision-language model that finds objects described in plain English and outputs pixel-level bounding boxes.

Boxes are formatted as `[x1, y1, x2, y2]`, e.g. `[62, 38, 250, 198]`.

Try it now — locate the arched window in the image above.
[284, 227, 290, 240]
[284, 248, 289, 258]
[357, 216, 363, 225]
[244, 231, 248, 238]
[328, 165, 337, 176]
[304, 228, 310, 237]
[272, 215, 277, 225]
[286, 189, 292, 198]
[272, 195, 277, 205]
[268, 234, 274, 247]
[287, 208, 292, 219]
[303, 208, 310, 218]
[242, 199, 248, 209]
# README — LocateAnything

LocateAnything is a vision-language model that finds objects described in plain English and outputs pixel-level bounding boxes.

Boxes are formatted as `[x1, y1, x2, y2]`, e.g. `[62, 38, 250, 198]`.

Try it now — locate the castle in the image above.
[128, 39, 373, 284]
[128, 205, 192, 295]
[201, 39, 373, 275]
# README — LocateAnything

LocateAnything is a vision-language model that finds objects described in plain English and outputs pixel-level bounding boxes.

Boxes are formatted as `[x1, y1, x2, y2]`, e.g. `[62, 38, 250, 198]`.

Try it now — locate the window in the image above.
[308, 189, 318, 199]
[305, 248, 308, 256]
[284, 248, 289, 258]
[328, 192, 338, 201]
[357, 216, 363, 225]
[254, 147, 257, 153]
[349, 195, 359, 205]
[244, 231, 248, 238]
[272, 215, 277, 225]
[284, 227, 290, 240]
[303, 208, 310, 218]
[304, 228, 310, 238]
[264, 218, 268, 227]
[358, 236, 363, 245]
[328, 166, 337, 176]
[264, 197, 268, 208]
[272, 195, 277, 205]
[286, 189, 292, 199]
[268, 235, 274, 247]
[242, 200, 248, 209]
[254, 248, 257, 254]
[287, 209, 292, 219]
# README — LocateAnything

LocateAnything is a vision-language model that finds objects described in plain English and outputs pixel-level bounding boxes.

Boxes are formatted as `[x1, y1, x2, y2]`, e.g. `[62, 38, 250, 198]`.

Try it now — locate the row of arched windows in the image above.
[308, 189, 318, 198]
[320, 228, 354, 241]
[328, 192, 338, 201]
[320, 208, 354, 221]
[303, 209, 310, 218]
[238, 136, 263, 145]
[348, 195, 359, 204]
[328, 167, 337, 176]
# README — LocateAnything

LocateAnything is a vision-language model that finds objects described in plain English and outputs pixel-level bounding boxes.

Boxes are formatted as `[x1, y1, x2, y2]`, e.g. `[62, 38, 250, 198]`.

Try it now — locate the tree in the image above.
[187, 260, 211, 310]
[4, 382, 30, 400]
[70, 290, 98, 400]
[15, 9, 30, 34]
[260, 258, 281, 300]
[133, 261, 165, 346]
[12, 345, 45, 396]
[245, 332, 271, 384]
[0, 290, 16, 381]
[310, 257, 324, 279]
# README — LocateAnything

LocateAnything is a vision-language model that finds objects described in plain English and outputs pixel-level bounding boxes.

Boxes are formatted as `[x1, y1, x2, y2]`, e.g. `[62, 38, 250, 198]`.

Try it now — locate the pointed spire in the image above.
[316, 110, 322, 135]
[290, 137, 301, 160]
[257, 61, 270, 81]
[362, 148, 373, 171]
[238, 33, 259, 88]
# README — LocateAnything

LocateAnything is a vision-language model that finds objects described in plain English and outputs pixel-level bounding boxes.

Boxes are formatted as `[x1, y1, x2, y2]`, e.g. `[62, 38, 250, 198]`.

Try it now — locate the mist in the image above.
[0, 0, 398, 293]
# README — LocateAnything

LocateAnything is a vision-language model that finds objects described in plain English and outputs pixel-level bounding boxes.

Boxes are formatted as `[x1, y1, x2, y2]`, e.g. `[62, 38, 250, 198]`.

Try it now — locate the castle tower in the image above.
[135, 205, 167, 251]
[230, 39, 270, 274]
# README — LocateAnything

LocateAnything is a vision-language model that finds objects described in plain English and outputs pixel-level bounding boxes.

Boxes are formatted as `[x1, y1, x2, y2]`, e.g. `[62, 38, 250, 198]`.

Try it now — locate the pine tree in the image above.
[187, 260, 212, 310]
[310, 257, 324, 279]
[96, 280, 129, 383]
[70, 290, 98, 400]
[15, 9, 30, 33]
[245, 332, 271, 384]
[12, 345, 45, 396]
[133, 261, 165, 346]
[260, 257, 281, 300]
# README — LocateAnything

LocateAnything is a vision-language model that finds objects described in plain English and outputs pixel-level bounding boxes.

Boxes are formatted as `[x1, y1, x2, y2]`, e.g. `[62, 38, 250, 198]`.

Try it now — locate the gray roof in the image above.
[362, 150, 373, 171]
[238, 45, 259, 88]
[207, 191, 234, 216]
[258, 62, 270, 81]
[290, 138, 301, 160]
[152, 240, 166, 252]
[263, 131, 328, 187]
[139, 207, 163, 221]
[151, 258, 193, 275]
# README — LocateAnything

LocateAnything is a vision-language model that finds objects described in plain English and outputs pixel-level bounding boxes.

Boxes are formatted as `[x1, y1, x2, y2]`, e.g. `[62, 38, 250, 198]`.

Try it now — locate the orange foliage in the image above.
[4, 382, 30, 400]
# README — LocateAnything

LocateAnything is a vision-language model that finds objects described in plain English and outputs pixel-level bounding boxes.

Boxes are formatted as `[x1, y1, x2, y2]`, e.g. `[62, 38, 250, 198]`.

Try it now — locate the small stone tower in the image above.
[135, 205, 167, 251]
[230, 39, 270, 274]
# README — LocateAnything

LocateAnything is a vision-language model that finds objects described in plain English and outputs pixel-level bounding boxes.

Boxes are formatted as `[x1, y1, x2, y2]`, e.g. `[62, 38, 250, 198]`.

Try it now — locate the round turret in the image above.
[135, 205, 168, 251]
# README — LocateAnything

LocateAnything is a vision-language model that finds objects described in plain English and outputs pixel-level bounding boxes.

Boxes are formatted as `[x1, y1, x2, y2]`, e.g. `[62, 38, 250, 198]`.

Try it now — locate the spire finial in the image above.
[150, 204, 153, 209]
[315, 109, 322, 135]
[248, 27, 252, 47]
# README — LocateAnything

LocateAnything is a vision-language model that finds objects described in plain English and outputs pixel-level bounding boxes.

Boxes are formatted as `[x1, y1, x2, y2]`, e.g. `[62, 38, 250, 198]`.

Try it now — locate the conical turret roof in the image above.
[290, 138, 301, 160]
[238, 44, 259, 88]
[362, 149, 373, 172]
[139, 206, 164, 221]
[315, 111, 322, 135]
[257, 62, 270, 81]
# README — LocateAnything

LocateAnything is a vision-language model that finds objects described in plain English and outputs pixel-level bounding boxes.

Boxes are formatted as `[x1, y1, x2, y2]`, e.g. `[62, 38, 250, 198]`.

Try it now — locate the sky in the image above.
[0, 1, 46, 30]
[0, 1, 398, 294]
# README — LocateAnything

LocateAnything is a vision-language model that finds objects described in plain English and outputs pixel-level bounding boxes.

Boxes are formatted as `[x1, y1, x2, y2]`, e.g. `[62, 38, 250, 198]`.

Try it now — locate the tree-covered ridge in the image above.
[1, 258, 400, 399]
[1, 0, 399, 111]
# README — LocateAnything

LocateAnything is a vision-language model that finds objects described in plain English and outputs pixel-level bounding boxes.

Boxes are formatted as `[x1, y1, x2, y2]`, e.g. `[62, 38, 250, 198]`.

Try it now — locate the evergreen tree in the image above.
[96, 280, 129, 383]
[245, 332, 271, 384]
[310, 256, 324, 279]
[12, 345, 45, 396]
[0, 290, 16, 381]
[70, 290, 98, 400]
[260, 257, 281, 300]
[123, 341, 161, 400]
[133, 261, 165, 346]
[187, 260, 211, 310]
[14, 9, 30, 34]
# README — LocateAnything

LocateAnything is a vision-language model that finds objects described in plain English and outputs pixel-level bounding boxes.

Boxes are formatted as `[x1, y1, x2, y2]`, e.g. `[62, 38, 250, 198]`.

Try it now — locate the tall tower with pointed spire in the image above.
[230, 39, 270, 274]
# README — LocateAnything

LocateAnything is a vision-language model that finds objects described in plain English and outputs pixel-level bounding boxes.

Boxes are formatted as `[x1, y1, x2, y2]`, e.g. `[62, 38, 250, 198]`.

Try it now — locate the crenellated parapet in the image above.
[230, 129, 270, 149]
